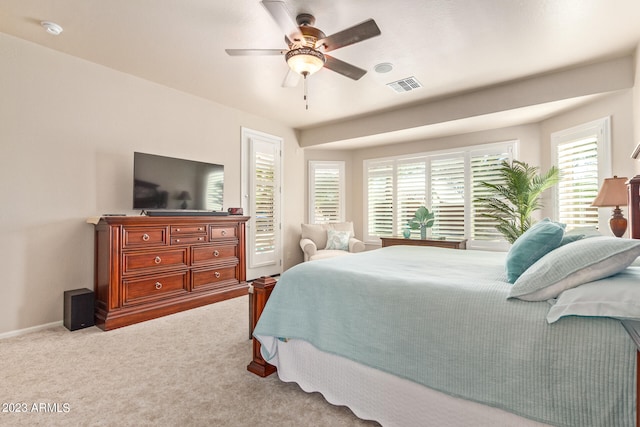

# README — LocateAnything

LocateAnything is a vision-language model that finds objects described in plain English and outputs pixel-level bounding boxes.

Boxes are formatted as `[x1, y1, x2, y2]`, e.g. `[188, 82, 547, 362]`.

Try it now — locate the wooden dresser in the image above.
[380, 236, 467, 250]
[93, 215, 249, 330]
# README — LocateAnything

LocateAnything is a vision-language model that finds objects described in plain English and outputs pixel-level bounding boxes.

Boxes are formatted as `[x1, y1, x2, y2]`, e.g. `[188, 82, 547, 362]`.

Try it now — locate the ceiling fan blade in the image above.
[261, 1, 304, 45]
[324, 55, 367, 80]
[225, 49, 286, 56]
[281, 69, 300, 88]
[318, 19, 381, 52]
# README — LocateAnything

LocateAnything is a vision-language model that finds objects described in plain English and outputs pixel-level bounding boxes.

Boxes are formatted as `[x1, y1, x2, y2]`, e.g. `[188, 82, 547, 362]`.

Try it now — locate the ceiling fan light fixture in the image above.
[285, 47, 325, 76]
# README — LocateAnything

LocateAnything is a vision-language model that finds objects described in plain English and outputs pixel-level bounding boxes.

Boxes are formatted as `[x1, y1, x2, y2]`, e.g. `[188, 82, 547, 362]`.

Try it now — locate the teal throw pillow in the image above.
[505, 219, 565, 283]
[325, 230, 350, 251]
[559, 233, 585, 246]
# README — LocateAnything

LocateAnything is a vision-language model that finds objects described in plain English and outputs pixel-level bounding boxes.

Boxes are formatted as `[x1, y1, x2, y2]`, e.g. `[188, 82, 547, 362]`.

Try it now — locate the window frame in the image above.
[363, 141, 516, 250]
[308, 160, 346, 224]
[551, 117, 611, 233]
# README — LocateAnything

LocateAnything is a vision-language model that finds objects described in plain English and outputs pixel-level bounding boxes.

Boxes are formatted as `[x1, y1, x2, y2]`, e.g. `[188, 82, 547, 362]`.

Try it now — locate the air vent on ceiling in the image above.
[386, 76, 422, 93]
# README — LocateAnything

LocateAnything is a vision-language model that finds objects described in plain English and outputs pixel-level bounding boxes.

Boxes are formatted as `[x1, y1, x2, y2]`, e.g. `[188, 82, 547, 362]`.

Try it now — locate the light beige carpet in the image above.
[0, 296, 378, 426]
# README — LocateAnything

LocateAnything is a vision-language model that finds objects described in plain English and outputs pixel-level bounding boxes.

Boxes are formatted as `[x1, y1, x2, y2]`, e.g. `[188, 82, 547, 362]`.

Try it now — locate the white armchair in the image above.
[300, 222, 365, 262]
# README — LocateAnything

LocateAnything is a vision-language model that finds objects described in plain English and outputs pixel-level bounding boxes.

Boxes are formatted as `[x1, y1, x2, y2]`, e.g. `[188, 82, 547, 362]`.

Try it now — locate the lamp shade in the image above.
[591, 175, 627, 207]
[285, 47, 325, 76]
[591, 175, 628, 238]
[591, 176, 628, 207]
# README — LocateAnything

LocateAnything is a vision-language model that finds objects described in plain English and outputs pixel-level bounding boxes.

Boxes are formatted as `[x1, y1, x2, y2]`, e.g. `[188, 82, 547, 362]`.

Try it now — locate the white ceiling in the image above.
[2, 0, 640, 148]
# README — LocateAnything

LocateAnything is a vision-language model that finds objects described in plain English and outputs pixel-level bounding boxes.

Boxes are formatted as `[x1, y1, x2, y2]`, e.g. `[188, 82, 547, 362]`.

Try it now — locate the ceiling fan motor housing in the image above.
[286, 20, 326, 49]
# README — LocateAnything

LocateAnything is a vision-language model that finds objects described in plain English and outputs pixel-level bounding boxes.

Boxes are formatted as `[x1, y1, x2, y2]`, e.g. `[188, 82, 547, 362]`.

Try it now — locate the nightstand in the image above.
[380, 237, 467, 250]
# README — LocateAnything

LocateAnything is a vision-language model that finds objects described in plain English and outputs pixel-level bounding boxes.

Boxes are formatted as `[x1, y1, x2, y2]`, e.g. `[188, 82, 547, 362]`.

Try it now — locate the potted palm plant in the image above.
[409, 206, 435, 239]
[474, 160, 560, 244]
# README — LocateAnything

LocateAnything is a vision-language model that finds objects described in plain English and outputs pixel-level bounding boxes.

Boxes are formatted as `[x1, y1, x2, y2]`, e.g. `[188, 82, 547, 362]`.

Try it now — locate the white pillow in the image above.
[546, 267, 640, 323]
[325, 230, 350, 251]
[509, 236, 640, 301]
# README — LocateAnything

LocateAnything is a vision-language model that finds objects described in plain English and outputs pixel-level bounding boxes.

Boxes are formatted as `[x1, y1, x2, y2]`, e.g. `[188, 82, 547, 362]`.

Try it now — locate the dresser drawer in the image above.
[210, 226, 236, 239]
[122, 272, 189, 306]
[171, 225, 207, 235]
[123, 227, 168, 248]
[191, 265, 238, 291]
[191, 244, 237, 266]
[123, 248, 188, 275]
[171, 235, 208, 245]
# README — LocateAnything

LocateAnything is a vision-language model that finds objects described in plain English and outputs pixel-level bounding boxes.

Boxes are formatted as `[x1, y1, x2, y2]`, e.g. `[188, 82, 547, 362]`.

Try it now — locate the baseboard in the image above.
[0, 321, 62, 340]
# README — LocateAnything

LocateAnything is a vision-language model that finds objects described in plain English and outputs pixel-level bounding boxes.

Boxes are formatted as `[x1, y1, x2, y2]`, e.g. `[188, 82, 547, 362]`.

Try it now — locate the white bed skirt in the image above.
[264, 337, 550, 427]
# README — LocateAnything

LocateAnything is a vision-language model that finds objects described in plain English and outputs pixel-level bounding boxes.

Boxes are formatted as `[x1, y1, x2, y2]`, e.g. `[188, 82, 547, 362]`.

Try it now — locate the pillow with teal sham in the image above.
[505, 219, 565, 283]
[325, 230, 350, 251]
[559, 233, 585, 246]
[509, 236, 640, 301]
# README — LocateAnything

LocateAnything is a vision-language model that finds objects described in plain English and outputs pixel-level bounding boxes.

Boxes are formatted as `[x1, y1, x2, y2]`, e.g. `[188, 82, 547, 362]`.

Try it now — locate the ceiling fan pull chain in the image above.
[303, 71, 309, 110]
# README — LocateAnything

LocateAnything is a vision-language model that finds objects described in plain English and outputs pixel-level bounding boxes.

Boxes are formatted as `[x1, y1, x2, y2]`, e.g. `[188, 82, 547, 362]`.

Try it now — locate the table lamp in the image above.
[591, 176, 628, 237]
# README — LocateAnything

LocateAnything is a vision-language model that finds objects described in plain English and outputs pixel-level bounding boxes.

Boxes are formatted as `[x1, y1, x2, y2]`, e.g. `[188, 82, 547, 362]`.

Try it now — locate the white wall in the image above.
[0, 33, 303, 335]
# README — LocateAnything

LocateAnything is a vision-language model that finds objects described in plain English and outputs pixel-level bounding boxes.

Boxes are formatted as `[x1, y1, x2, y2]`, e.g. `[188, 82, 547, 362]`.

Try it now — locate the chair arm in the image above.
[300, 238, 317, 261]
[349, 238, 365, 253]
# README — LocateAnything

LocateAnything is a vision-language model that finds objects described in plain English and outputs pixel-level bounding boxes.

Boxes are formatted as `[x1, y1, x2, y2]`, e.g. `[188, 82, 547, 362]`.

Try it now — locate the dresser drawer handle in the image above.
[198, 227, 204, 231]
[221, 230, 227, 236]
[214, 271, 221, 279]
[213, 250, 219, 257]
[175, 228, 180, 232]
[198, 237, 204, 241]
[142, 233, 150, 241]
[155, 282, 162, 290]
[175, 239, 180, 243]
[154, 256, 161, 264]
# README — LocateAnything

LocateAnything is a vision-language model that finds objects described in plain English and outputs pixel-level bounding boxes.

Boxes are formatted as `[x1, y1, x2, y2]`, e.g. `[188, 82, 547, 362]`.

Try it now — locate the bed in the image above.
[247, 177, 640, 427]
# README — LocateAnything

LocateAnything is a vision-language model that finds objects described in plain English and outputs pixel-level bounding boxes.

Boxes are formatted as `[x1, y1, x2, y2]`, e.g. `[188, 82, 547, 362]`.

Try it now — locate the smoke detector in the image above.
[41, 21, 63, 36]
[374, 63, 393, 73]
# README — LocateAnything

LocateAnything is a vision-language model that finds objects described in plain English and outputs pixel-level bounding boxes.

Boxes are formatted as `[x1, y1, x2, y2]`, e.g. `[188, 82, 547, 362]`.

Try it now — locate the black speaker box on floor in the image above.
[64, 288, 95, 331]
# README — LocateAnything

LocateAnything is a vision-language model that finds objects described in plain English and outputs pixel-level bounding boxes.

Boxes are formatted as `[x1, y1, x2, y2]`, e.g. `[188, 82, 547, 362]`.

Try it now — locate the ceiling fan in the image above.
[225, 0, 381, 88]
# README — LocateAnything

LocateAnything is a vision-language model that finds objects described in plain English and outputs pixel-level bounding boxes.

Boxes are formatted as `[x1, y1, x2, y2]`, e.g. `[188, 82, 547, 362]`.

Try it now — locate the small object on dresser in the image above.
[228, 207, 243, 215]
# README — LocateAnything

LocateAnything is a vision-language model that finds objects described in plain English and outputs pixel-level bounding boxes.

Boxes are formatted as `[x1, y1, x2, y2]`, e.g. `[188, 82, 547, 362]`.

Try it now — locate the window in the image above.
[364, 142, 515, 249]
[551, 117, 611, 231]
[309, 161, 345, 224]
[241, 127, 282, 279]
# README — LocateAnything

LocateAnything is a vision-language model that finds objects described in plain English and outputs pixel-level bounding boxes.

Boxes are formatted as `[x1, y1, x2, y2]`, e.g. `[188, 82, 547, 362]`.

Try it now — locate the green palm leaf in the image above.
[474, 160, 559, 244]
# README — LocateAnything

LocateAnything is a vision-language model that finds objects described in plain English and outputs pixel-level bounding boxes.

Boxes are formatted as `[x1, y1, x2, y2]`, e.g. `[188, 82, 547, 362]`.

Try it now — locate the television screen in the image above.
[133, 152, 224, 211]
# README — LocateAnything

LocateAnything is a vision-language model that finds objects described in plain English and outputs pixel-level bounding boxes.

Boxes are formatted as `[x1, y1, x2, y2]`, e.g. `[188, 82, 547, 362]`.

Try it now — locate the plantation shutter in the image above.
[253, 148, 276, 256]
[367, 160, 394, 237]
[430, 156, 465, 239]
[396, 158, 427, 236]
[556, 137, 599, 228]
[363, 140, 516, 248]
[470, 150, 512, 241]
[309, 161, 344, 224]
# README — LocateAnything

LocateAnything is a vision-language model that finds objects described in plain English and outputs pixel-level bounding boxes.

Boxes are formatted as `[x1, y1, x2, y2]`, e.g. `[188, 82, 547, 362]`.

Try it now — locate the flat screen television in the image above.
[133, 152, 224, 212]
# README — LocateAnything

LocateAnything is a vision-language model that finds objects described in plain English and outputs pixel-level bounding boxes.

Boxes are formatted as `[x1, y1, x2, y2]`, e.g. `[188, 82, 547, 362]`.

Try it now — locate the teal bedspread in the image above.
[254, 246, 636, 427]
